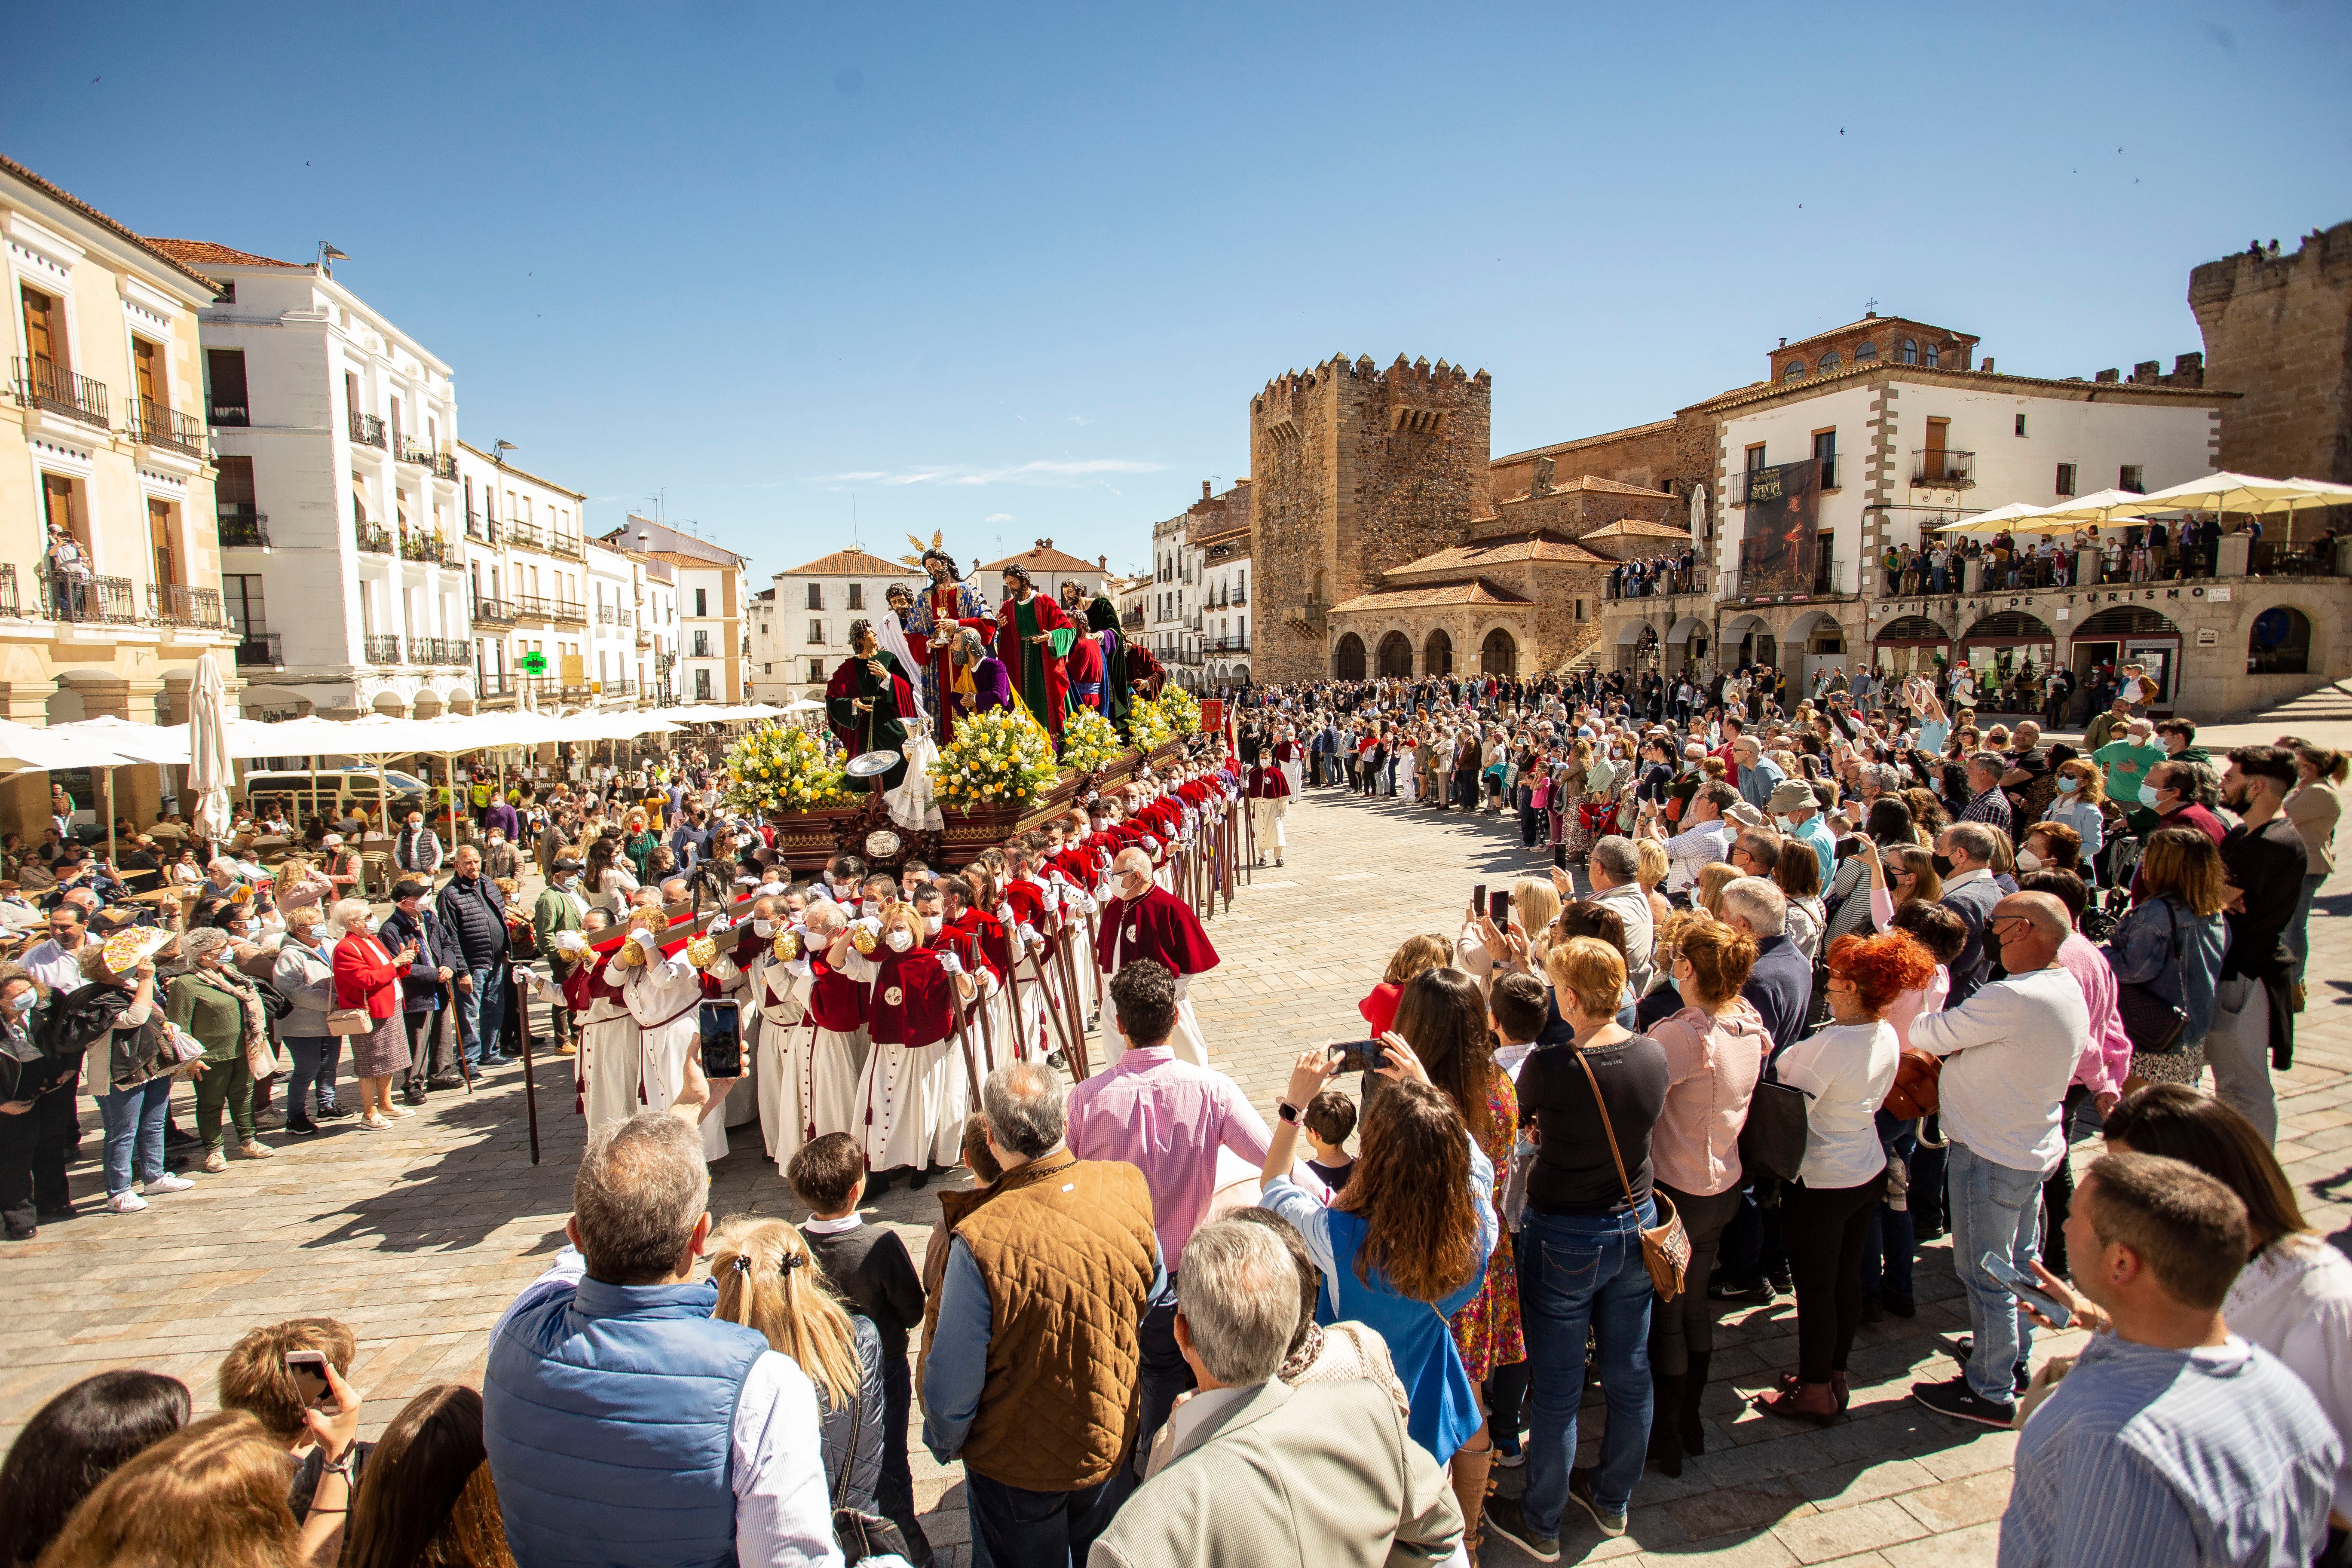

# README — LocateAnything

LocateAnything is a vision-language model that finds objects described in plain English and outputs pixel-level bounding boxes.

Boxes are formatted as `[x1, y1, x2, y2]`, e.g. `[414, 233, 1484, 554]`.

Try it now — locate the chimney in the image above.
[1982, 357, 1995, 373]
[1201, 480, 1212, 500]
[2095, 368, 2120, 384]
[1097, 554, 1107, 570]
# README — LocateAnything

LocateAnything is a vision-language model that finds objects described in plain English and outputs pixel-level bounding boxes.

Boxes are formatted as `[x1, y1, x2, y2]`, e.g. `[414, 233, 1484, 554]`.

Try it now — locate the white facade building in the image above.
[760, 548, 923, 711]
[172, 242, 472, 719]
[1195, 524, 1250, 689]
[454, 441, 596, 710]
[977, 539, 1110, 609]
[604, 516, 744, 707]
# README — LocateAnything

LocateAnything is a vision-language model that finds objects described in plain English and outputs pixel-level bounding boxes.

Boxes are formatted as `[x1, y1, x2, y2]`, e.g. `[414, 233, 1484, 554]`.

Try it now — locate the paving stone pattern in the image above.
[3, 786, 2346, 1568]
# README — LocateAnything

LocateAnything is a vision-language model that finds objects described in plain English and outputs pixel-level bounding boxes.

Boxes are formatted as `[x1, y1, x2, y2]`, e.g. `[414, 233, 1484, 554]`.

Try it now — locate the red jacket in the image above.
[333, 931, 405, 1020]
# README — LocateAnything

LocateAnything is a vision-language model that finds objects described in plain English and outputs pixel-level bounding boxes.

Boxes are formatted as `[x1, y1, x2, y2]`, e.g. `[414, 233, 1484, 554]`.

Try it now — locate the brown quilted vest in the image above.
[950, 1153, 1160, 1492]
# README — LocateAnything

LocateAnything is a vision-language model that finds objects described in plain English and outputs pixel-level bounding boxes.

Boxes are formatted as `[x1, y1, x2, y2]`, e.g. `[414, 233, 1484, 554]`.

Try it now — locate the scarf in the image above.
[191, 964, 271, 1071]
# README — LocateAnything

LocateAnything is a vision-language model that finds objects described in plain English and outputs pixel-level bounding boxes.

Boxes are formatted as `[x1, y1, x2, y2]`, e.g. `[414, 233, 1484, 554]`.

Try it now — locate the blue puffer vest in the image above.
[484, 1275, 770, 1568]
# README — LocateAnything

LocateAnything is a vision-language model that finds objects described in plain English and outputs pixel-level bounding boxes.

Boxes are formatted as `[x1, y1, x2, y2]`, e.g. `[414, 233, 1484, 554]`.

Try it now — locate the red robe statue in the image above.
[996, 588, 1078, 744]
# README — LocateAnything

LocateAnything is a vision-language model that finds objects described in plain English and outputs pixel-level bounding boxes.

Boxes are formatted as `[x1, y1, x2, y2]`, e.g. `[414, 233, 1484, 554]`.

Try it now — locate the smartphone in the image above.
[1335, 1038, 1387, 1074]
[698, 999, 744, 1079]
[1979, 1252, 2073, 1329]
[1471, 883, 1486, 917]
[284, 1350, 334, 1411]
[1488, 890, 1511, 925]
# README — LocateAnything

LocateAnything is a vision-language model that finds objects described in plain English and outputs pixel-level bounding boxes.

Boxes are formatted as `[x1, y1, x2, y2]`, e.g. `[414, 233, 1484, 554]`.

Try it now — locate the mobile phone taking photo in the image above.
[1335, 1039, 1387, 1075]
[1488, 890, 1511, 925]
[284, 1350, 334, 1411]
[1980, 1252, 2072, 1329]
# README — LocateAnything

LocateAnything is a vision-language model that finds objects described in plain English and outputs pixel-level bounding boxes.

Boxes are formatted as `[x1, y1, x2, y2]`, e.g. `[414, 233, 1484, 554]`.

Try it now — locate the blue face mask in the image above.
[2056, 776, 2080, 793]
[2138, 781, 2164, 808]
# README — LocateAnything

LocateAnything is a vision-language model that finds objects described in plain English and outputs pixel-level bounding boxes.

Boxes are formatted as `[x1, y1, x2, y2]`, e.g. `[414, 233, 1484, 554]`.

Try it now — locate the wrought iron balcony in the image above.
[1721, 557, 1852, 602]
[602, 678, 637, 696]
[1210, 636, 1251, 653]
[235, 632, 283, 668]
[129, 397, 208, 459]
[208, 399, 249, 427]
[616, 608, 633, 626]
[149, 583, 226, 628]
[504, 518, 547, 552]
[415, 636, 469, 666]
[476, 671, 515, 698]
[355, 521, 395, 555]
[0, 565, 16, 618]
[549, 600, 586, 626]
[398, 531, 450, 565]
[464, 510, 490, 542]
[635, 629, 652, 650]
[217, 506, 270, 548]
[349, 410, 387, 449]
[1912, 448, 1976, 488]
[548, 533, 584, 560]
[40, 572, 139, 624]
[395, 441, 458, 479]
[597, 604, 616, 624]
[362, 634, 403, 665]
[472, 597, 517, 626]
[13, 358, 109, 429]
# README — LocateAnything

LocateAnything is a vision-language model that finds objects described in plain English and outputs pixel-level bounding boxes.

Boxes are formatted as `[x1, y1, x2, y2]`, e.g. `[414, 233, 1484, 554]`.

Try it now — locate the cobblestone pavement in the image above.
[3, 787, 2346, 1568]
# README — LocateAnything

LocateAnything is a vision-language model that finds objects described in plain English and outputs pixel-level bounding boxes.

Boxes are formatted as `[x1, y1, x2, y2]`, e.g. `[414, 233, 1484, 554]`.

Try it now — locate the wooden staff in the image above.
[1024, 943, 1079, 1068]
[949, 982, 980, 1106]
[1054, 925, 1093, 1081]
[518, 970, 540, 1165]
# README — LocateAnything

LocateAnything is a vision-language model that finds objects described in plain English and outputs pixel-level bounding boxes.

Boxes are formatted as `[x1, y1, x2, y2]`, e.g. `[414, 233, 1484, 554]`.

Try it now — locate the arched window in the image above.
[1924, 342, 1941, 368]
[1423, 628, 1453, 676]
[1376, 631, 1412, 677]
[1854, 341, 1877, 362]
[1901, 338, 1920, 365]
[1332, 632, 1365, 680]
[1818, 350, 1841, 372]
[1783, 360, 1806, 381]
[1479, 628, 1518, 677]
[2249, 606, 2311, 675]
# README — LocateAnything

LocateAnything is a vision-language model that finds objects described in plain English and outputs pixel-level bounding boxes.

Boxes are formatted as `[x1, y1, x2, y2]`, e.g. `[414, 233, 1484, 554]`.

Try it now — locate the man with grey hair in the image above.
[1089, 1220, 1465, 1568]
[1910, 889, 2087, 1430]
[925, 1060, 1164, 1565]
[1583, 836, 1655, 992]
[1730, 732, 1785, 813]
[484, 1069, 844, 1568]
[1959, 750, 2013, 834]
[1721, 877, 1810, 1051]
[1935, 821, 2005, 1005]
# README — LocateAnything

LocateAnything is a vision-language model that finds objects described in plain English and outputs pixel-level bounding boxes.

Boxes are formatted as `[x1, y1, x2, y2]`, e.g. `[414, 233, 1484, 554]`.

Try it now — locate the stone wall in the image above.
[2190, 221, 2352, 483]
[1249, 354, 1492, 685]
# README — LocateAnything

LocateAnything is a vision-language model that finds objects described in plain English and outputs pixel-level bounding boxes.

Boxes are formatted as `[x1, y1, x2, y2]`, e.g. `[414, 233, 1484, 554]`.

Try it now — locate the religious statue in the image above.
[949, 627, 1014, 718]
[995, 563, 1077, 749]
[825, 618, 918, 792]
[892, 538, 994, 744]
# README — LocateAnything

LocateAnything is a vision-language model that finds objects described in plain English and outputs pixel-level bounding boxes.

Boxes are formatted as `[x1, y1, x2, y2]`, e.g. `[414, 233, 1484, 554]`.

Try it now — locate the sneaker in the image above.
[1912, 1375, 2018, 1429]
[237, 1140, 275, 1160]
[1568, 1467, 1628, 1537]
[1945, 1339, 2032, 1393]
[287, 1120, 320, 1137]
[1492, 1436, 1525, 1469]
[142, 1173, 194, 1194]
[1482, 1496, 1559, 1563]
[315, 1102, 358, 1121]
[254, 1107, 286, 1129]
[107, 1191, 150, 1214]
[1707, 1275, 1774, 1304]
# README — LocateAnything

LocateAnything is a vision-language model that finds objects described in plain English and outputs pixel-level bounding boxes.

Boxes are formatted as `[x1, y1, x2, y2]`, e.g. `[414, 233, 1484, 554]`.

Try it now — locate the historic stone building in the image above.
[2191, 221, 2352, 484]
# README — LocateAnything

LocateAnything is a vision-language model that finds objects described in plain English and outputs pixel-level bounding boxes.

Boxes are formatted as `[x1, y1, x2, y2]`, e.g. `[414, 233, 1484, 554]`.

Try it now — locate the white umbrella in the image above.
[1932, 501, 2057, 534]
[2116, 471, 2352, 543]
[781, 698, 825, 714]
[0, 721, 140, 773]
[48, 715, 190, 862]
[189, 654, 233, 843]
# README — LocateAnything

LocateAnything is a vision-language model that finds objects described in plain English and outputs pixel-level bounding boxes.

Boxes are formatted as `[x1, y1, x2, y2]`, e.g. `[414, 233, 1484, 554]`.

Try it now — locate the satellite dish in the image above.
[844, 750, 901, 778]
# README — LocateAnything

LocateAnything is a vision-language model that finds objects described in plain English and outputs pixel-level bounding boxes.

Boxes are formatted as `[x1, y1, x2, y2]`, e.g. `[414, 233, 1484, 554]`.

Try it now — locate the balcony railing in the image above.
[349, 411, 387, 449]
[1209, 637, 1250, 653]
[476, 671, 515, 698]
[149, 583, 226, 628]
[472, 597, 515, 625]
[362, 634, 403, 665]
[235, 632, 282, 668]
[691, 635, 712, 658]
[1912, 448, 1976, 488]
[129, 397, 208, 459]
[548, 534, 584, 560]
[208, 400, 249, 427]
[550, 599, 586, 625]
[355, 521, 395, 555]
[0, 565, 16, 618]
[398, 531, 450, 565]
[13, 358, 109, 429]
[1604, 566, 1703, 600]
[504, 518, 547, 552]
[597, 604, 617, 624]
[465, 510, 497, 543]
[616, 608, 633, 626]
[217, 507, 270, 548]
[40, 572, 138, 624]
[414, 636, 469, 666]
[396, 441, 457, 479]
[635, 630, 652, 649]
[1721, 557, 1851, 602]
[601, 679, 638, 697]
[1122, 609, 1145, 628]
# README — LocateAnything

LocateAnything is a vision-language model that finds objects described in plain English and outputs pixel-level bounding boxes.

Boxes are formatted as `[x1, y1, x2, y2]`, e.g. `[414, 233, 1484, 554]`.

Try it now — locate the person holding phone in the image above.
[329, 897, 416, 1131]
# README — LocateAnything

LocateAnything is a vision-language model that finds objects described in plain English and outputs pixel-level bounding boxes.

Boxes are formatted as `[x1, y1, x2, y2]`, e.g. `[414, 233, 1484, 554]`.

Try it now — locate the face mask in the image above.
[2056, 776, 2079, 794]
[884, 928, 913, 953]
[1930, 853, 1954, 878]
[363, 918, 381, 935]
[2138, 781, 2164, 808]
[488, 835, 503, 845]
[923, 914, 943, 934]
[6, 992, 32, 1015]
[2016, 850, 2043, 873]
[752, 919, 774, 938]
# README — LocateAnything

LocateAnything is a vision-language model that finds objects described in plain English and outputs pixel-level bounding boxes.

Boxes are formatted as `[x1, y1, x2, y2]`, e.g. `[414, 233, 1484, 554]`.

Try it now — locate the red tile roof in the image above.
[0, 156, 224, 296]
[782, 548, 923, 578]
[1580, 519, 1692, 540]
[144, 237, 302, 270]
[980, 542, 1103, 574]
[1329, 580, 1531, 613]
[1388, 536, 1608, 576]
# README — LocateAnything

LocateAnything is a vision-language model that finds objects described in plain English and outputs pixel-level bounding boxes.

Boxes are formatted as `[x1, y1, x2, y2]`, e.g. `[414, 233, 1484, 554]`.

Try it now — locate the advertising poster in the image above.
[1738, 460, 1821, 596]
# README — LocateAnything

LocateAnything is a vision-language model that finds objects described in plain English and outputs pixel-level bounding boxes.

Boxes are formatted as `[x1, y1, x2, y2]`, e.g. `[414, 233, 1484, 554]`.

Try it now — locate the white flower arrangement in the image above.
[720, 723, 851, 814]
[934, 705, 1058, 811]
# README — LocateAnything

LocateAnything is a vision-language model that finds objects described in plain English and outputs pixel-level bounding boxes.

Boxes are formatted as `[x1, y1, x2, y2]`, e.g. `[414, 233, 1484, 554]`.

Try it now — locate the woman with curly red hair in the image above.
[1755, 930, 1935, 1424]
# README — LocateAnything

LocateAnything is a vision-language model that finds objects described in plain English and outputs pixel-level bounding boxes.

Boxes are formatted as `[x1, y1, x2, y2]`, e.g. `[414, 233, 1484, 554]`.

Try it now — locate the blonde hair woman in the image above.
[1634, 839, 1674, 931]
[35, 1410, 308, 1568]
[1695, 860, 1741, 917]
[707, 1217, 884, 1513]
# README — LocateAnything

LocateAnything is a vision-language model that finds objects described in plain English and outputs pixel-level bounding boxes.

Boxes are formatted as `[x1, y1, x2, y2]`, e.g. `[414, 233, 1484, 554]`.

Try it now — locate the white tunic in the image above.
[842, 948, 972, 1173]
[743, 952, 862, 1174]
[619, 948, 728, 1161]
[578, 992, 639, 1138]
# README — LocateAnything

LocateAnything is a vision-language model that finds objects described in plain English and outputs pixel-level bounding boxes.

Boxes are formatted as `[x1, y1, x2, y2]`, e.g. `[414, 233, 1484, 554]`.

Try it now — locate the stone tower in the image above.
[1248, 353, 1493, 685]
[2189, 221, 2352, 483]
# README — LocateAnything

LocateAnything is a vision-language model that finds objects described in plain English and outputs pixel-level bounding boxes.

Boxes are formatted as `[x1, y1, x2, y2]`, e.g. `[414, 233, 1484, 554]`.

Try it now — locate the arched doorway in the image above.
[2249, 606, 2311, 675]
[1665, 615, 1710, 673]
[1789, 610, 1847, 687]
[1333, 633, 1366, 680]
[1873, 613, 1949, 683]
[1619, 623, 1660, 672]
[1376, 631, 1412, 677]
[1423, 628, 1453, 676]
[1479, 628, 1518, 677]
[1958, 610, 2055, 709]
[1722, 615, 1776, 674]
[2073, 605, 2181, 710]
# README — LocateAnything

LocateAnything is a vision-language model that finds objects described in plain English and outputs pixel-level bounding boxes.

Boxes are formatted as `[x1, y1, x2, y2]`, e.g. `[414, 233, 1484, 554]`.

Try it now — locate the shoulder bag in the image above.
[2112, 900, 2190, 1056]
[827, 1369, 906, 1562]
[1570, 1044, 1690, 1300]
[1738, 1054, 1814, 1182]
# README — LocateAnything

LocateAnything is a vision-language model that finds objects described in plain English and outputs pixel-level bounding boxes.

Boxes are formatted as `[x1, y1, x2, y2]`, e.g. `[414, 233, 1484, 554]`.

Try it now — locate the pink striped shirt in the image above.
[1065, 1045, 1273, 1269]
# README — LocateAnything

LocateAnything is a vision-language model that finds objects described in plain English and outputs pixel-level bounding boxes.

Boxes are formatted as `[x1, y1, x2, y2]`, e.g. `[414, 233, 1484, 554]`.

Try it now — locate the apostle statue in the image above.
[995, 563, 1077, 748]
[893, 542, 994, 743]
[948, 627, 1014, 719]
[825, 618, 917, 792]
[1084, 593, 1133, 733]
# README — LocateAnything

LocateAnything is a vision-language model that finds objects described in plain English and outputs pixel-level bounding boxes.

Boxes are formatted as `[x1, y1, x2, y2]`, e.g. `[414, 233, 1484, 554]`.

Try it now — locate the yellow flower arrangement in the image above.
[1060, 706, 1124, 775]
[1129, 695, 1179, 753]
[1158, 685, 1203, 736]
[720, 723, 852, 815]
[933, 704, 1059, 812]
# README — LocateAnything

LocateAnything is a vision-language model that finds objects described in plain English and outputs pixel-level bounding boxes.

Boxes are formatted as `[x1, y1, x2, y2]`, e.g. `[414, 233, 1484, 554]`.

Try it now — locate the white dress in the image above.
[842, 948, 973, 1173]
[578, 989, 639, 1139]
[734, 951, 862, 1175]
[619, 946, 728, 1161]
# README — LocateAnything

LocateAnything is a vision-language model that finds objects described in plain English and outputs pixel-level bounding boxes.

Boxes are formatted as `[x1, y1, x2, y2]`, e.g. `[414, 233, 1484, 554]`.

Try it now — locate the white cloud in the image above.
[810, 457, 1162, 489]
[985, 513, 1015, 523]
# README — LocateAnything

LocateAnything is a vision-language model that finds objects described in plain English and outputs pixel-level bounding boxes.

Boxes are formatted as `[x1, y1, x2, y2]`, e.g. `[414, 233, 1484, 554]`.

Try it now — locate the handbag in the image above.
[1738, 1075, 1813, 1182]
[1570, 1046, 1691, 1300]
[826, 1379, 908, 1562]
[1881, 1048, 1943, 1121]
[2112, 902, 2190, 1056]
[326, 1008, 373, 1036]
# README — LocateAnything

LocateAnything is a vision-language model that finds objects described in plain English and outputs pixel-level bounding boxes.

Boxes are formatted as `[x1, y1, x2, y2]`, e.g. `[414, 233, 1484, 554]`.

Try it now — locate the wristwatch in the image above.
[1277, 1100, 1302, 1125]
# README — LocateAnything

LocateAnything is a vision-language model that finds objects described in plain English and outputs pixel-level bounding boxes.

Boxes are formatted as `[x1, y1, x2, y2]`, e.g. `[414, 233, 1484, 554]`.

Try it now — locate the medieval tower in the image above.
[1248, 354, 1493, 686]
[2189, 220, 2352, 484]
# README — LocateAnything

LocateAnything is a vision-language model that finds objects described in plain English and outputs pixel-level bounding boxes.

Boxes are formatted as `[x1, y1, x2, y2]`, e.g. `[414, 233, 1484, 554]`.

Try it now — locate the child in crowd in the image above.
[787, 1132, 931, 1565]
[1301, 1090, 1356, 1192]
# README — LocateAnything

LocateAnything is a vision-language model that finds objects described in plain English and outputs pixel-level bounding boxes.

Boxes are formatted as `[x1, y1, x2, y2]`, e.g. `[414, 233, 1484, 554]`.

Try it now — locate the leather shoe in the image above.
[427, 1075, 465, 1090]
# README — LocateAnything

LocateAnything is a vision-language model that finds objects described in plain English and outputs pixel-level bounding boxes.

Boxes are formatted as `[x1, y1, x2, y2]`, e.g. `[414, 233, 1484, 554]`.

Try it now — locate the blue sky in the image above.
[11, 2, 2349, 578]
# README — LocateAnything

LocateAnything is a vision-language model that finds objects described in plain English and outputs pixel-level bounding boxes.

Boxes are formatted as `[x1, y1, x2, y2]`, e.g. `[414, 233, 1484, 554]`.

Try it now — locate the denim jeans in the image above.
[283, 1036, 340, 1123]
[1132, 1280, 1192, 1476]
[1520, 1203, 1657, 1533]
[965, 1467, 1131, 1568]
[454, 966, 508, 1066]
[101, 1078, 173, 1196]
[1948, 1141, 2043, 1404]
[1863, 1115, 1919, 1304]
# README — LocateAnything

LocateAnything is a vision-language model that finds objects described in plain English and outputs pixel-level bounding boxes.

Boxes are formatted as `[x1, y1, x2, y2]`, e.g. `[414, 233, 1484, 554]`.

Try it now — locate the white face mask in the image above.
[884, 928, 913, 953]
[752, 919, 775, 938]
[923, 914, 943, 934]
[2016, 850, 2043, 872]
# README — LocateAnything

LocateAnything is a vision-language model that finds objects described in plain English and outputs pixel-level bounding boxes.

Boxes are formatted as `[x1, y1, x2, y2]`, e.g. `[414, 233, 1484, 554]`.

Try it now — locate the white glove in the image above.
[1142, 834, 1161, 854]
[629, 928, 659, 957]
[995, 900, 1015, 925]
[1019, 923, 1039, 946]
[856, 915, 882, 936]
[786, 958, 813, 978]
[1074, 892, 1098, 916]
[1039, 880, 1061, 910]
[937, 950, 963, 976]
[551, 930, 588, 956]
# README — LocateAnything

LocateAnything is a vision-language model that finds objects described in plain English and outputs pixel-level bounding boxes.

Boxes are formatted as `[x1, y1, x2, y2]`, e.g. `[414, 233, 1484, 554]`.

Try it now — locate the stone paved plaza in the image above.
[3, 783, 2347, 1567]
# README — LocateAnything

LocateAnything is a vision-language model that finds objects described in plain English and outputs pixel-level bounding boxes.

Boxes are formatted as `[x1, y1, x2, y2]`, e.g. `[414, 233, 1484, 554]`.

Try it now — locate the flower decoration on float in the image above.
[1060, 705, 1124, 775]
[1129, 696, 1179, 753]
[720, 723, 851, 814]
[1156, 685, 1204, 737]
[931, 705, 1059, 812]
